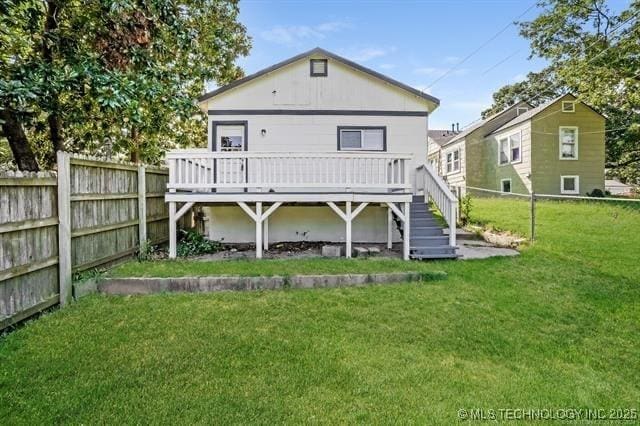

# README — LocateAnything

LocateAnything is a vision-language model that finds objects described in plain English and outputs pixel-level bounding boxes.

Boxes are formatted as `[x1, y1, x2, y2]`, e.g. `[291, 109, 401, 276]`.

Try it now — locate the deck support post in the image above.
[385, 202, 409, 260]
[255, 202, 263, 259]
[264, 216, 269, 251]
[238, 201, 283, 259]
[345, 201, 352, 258]
[387, 206, 393, 249]
[326, 201, 368, 258]
[168, 201, 194, 259]
[169, 202, 177, 258]
[403, 202, 410, 260]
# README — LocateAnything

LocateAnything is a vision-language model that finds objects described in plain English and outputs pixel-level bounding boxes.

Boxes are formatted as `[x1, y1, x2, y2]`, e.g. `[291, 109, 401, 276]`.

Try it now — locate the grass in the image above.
[1, 198, 639, 423]
[108, 257, 442, 278]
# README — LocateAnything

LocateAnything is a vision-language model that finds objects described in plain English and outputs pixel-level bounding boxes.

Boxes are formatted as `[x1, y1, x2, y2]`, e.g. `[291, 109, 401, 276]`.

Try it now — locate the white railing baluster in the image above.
[166, 151, 413, 192]
[417, 163, 457, 247]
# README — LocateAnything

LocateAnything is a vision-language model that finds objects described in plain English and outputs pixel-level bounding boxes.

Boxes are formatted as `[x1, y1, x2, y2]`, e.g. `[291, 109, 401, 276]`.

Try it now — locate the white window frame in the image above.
[561, 175, 580, 195]
[501, 178, 512, 193]
[445, 148, 461, 175]
[498, 131, 522, 165]
[509, 131, 522, 164]
[559, 126, 579, 160]
[310, 59, 328, 77]
[498, 137, 509, 165]
[562, 101, 575, 113]
[338, 127, 385, 151]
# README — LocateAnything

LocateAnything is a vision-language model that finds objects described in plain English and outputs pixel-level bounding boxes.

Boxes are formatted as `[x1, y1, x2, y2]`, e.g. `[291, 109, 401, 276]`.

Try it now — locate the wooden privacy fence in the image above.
[1, 152, 173, 330]
[0, 172, 59, 330]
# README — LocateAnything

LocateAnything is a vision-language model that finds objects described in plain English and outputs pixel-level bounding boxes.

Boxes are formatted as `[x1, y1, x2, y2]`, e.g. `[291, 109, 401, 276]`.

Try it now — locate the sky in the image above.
[232, 0, 551, 130]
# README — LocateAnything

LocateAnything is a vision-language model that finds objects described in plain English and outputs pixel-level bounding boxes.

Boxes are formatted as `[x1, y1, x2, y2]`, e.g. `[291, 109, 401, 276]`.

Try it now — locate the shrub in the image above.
[137, 239, 155, 261]
[177, 229, 223, 257]
[459, 193, 473, 226]
[587, 188, 605, 198]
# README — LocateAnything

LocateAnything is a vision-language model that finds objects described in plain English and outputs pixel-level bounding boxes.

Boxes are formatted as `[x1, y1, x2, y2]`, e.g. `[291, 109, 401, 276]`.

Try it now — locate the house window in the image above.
[499, 138, 509, 165]
[446, 149, 461, 174]
[499, 132, 522, 165]
[516, 107, 528, 116]
[338, 127, 385, 151]
[501, 179, 512, 193]
[562, 101, 575, 113]
[561, 175, 580, 194]
[310, 59, 328, 77]
[510, 132, 521, 163]
[559, 126, 578, 159]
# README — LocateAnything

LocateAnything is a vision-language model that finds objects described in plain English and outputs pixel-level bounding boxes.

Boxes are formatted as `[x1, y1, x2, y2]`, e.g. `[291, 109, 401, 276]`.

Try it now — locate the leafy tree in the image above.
[1, 0, 250, 170]
[484, 0, 640, 183]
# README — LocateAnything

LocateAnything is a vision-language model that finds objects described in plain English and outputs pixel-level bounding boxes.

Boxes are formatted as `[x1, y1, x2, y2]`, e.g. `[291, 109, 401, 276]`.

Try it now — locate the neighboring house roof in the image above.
[605, 179, 634, 189]
[442, 100, 531, 147]
[489, 94, 570, 135]
[489, 93, 603, 135]
[428, 130, 458, 146]
[198, 47, 440, 107]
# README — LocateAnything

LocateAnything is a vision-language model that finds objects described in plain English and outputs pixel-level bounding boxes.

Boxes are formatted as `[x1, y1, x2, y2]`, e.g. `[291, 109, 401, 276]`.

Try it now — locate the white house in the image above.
[165, 48, 458, 260]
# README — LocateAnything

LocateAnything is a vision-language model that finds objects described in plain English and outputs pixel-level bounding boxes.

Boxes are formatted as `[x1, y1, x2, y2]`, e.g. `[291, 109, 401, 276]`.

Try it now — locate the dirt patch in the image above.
[465, 225, 527, 248]
[194, 242, 402, 261]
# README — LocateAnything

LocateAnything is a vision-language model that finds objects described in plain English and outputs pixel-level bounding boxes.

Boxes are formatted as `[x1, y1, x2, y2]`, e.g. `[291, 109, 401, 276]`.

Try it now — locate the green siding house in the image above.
[428, 94, 605, 196]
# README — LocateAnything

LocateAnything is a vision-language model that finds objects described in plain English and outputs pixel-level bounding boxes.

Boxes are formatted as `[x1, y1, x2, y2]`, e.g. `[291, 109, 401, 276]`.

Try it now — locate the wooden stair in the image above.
[408, 195, 458, 260]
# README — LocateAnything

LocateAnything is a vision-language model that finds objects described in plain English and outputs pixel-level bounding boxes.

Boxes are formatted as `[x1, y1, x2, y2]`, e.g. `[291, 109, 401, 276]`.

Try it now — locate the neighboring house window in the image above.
[562, 101, 575, 113]
[559, 126, 578, 159]
[561, 175, 580, 194]
[516, 107, 528, 116]
[446, 149, 460, 174]
[501, 179, 512, 193]
[500, 132, 522, 165]
[510, 132, 521, 163]
[338, 127, 385, 151]
[499, 138, 509, 165]
[310, 59, 328, 77]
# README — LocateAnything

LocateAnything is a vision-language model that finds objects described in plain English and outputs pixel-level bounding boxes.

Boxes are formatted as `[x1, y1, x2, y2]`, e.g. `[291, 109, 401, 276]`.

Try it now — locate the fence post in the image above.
[57, 151, 72, 306]
[530, 191, 536, 242]
[138, 165, 147, 246]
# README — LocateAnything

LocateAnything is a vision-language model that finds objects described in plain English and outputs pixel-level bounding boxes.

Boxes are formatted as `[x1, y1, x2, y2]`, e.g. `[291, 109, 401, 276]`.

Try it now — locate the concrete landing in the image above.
[457, 240, 520, 259]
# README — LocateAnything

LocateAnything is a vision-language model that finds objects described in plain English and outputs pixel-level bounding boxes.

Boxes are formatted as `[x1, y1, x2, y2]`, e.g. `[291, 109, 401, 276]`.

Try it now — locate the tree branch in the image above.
[606, 154, 640, 169]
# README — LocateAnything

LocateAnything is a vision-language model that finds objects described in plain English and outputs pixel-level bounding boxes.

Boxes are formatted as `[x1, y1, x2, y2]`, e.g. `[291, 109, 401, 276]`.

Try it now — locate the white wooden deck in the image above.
[165, 151, 415, 260]
[166, 150, 412, 193]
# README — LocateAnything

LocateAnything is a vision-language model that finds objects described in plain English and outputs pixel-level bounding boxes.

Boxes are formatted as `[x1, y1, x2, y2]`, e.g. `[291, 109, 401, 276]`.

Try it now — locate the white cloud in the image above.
[378, 63, 396, 70]
[260, 21, 351, 45]
[336, 46, 397, 63]
[351, 47, 389, 62]
[315, 21, 350, 32]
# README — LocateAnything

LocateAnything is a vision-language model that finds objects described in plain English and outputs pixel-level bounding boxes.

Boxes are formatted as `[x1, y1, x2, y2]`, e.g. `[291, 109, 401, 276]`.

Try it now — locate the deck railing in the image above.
[416, 163, 458, 246]
[166, 150, 412, 192]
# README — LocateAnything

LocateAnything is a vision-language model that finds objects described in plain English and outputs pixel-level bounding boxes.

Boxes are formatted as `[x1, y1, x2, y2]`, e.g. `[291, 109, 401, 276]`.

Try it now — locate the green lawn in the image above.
[109, 257, 444, 278]
[1, 199, 639, 423]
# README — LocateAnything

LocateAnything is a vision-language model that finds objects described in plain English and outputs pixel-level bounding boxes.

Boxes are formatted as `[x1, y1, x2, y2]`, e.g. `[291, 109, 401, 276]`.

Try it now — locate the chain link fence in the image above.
[461, 185, 640, 243]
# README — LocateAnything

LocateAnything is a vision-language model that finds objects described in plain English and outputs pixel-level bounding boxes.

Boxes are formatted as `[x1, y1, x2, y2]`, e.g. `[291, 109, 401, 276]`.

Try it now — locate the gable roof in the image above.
[198, 47, 440, 107]
[428, 130, 458, 146]
[489, 94, 572, 135]
[489, 93, 603, 135]
[442, 100, 531, 147]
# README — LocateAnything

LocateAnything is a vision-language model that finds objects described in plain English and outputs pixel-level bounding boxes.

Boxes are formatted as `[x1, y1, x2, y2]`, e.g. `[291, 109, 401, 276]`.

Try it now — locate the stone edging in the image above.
[95, 271, 447, 295]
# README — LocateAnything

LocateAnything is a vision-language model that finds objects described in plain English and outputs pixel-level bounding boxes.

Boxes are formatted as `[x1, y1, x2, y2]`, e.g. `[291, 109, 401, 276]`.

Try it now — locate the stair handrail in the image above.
[416, 163, 457, 247]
